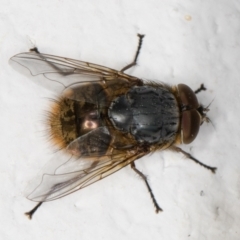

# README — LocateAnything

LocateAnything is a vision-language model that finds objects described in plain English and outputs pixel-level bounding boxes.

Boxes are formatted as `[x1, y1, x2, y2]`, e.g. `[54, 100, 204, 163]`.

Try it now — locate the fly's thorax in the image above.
[108, 85, 180, 145]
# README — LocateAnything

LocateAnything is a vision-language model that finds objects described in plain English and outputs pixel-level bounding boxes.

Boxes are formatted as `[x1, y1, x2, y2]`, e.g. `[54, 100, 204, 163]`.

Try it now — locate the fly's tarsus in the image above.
[25, 202, 43, 220]
[29, 47, 40, 54]
[131, 161, 163, 213]
[121, 34, 145, 72]
[170, 146, 217, 173]
[195, 84, 207, 94]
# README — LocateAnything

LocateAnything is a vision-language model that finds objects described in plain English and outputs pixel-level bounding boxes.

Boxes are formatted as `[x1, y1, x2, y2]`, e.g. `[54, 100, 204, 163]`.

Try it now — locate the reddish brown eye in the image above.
[181, 109, 201, 144]
[178, 84, 199, 109]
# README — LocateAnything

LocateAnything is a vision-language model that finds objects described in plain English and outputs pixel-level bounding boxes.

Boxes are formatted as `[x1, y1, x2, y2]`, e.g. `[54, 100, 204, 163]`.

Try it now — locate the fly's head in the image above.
[176, 84, 211, 145]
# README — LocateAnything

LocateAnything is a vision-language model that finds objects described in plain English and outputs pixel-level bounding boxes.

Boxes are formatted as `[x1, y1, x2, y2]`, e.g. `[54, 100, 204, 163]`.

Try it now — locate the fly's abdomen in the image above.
[109, 85, 180, 144]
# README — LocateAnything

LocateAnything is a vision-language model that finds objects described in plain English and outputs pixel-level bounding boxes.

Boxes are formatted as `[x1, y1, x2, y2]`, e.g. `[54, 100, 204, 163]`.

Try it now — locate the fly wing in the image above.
[27, 153, 144, 202]
[26, 128, 146, 202]
[9, 51, 141, 94]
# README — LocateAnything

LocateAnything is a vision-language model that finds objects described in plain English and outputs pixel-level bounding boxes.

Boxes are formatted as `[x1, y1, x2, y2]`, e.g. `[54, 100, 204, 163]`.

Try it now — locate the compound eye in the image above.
[178, 84, 199, 109]
[181, 109, 201, 144]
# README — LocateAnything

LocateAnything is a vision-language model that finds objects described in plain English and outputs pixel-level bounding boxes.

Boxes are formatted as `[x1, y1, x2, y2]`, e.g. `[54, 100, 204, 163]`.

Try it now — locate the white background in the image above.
[1, 0, 240, 239]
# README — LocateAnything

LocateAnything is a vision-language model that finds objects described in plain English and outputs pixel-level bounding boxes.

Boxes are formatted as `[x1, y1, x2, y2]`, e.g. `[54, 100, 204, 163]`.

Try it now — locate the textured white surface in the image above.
[1, 0, 240, 239]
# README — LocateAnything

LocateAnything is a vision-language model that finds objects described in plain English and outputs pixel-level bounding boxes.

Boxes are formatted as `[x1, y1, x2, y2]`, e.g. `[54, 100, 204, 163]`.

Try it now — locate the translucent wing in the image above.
[26, 136, 147, 202]
[9, 51, 141, 94]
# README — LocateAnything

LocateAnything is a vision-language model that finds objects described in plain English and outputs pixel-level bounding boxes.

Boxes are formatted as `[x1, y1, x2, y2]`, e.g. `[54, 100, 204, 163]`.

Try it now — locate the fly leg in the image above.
[170, 146, 217, 173]
[25, 202, 43, 220]
[130, 161, 162, 213]
[195, 84, 207, 94]
[121, 34, 145, 72]
[30, 47, 40, 53]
